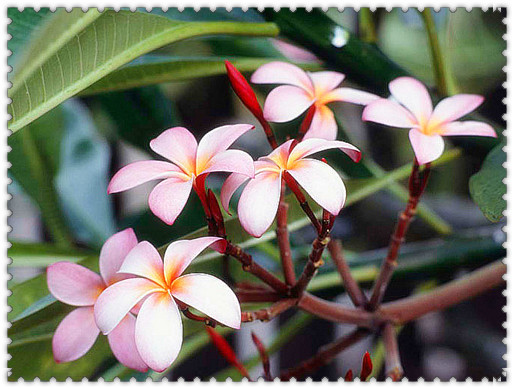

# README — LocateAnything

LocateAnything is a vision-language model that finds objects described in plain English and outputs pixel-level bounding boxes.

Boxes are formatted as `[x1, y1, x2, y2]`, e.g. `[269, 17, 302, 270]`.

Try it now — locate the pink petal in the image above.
[288, 158, 346, 215]
[238, 170, 282, 238]
[362, 98, 418, 128]
[164, 237, 226, 283]
[272, 40, 319, 62]
[196, 124, 254, 169]
[408, 129, 445, 165]
[108, 314, 148, 372]
[171, 273, 241, 329]
[251, 61, 314, 91]
[149, 127, 198, 173]
[309, 71, 345, 96]
[52, 307, 99, 363]
[263, 139, 295, 167]
[148, 177, 193, 225]
[440, 121, 497, 138]
[304, 106, 338, 141]
[107, 161, 182, 194]
[263, 85, 314, 123]
[220, 173, 250, 213]
[135, 292, 183, 372]
[118, 241, 166, 287]
[389, 77, 433, 124]
[322, 87, 380, 105]
[201, 149, 255, 178]
[94, 278, 162, 335]
[99, 228, 138, 285]
[47, 262, 104, 306]
[288, 138, 361, 163]
[430, 94, 484, 125]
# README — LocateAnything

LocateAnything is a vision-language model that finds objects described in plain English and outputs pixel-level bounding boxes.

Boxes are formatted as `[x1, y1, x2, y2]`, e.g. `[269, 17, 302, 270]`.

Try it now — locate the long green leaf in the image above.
[8, 10, 279, 132]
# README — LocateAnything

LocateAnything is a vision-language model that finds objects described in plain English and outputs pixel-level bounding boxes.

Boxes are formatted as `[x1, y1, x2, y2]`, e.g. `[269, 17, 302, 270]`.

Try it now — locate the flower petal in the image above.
[304, 106, 338, 141]
[321, 87, 380, 105]
[135, 292, 183, 372]
[309, 71, 345, 96]
[108, 314, 148, 372]
[251, 61, 314, 91]
[148, 177, 193, 225]
[288, 138, 361, 163]
[263, 139, 295, 168]
[201, 149, 255, 178]
[288, 158, 346, 215]
[430, 94, 484, 125]
[118, 241, 166, 287]
[440, 121, 497, 138]
[94, 278, 161, 335]
[99, 228, 138, 285]
[362, 98, 418, 128]
[263, 85, 314, 123]
[107, 161, 182, 194]
[408, 129, 445, 165]
[52, 307, 99, 363]
[238, 170, 282, 238]
[220, 173, 250, 214]
[149, 127, 198, 173]
[196, 124, 254, 169]
[171, 273, 241, 329]
[164, 237, 226, 283]
[47, 262, 104, 306]
[389, 77, 433, 124]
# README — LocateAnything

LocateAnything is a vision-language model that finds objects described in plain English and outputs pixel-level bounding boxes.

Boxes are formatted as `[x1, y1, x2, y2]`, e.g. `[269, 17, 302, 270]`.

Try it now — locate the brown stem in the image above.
[279, 328, 369, 380]
[277, 181, 296, 286]
[327, 239, 367, 307]
[236, 289, 283, 303]
[178, 303, 218, 327]
[381, 260, 506, 324]
[242, 298, 297, 323]
[368, 161, 431, 310]
[225, 242, 290, 294]
[382, 323, 403, 381]
[258, 117, 279, 149]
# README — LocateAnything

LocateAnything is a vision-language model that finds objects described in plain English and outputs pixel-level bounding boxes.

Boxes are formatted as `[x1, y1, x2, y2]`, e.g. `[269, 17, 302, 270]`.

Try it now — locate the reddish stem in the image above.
[382, 323, 403, 381]
[277, 181, 296, 286]
[206, 326, 250, 380]
[251, 332, 272, 381]
[283, 171, 322, 233]
[297, 104, 316, 141]
[242, 298, 297, 322]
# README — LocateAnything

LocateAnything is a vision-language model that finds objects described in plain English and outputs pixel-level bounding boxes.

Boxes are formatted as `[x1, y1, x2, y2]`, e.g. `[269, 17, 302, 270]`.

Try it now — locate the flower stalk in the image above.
[382, 323, 403, 381]
[277, 182, 296, 286]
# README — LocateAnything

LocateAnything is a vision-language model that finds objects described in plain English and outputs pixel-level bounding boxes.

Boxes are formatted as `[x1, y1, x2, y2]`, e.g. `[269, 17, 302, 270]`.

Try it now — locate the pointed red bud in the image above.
[344, 369, 353, 382]
[225, 60, 264, 120]
[360, 351, 373, 381]
[206, 326, 250, 379]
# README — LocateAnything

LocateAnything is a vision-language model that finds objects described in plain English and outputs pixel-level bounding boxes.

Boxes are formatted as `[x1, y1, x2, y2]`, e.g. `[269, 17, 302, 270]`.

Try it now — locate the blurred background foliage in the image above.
[8, 7, 506, 381]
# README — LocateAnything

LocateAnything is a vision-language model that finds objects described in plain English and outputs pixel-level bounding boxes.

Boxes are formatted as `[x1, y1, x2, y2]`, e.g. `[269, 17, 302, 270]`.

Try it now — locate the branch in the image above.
[279, 328, 369, 380]
[236, 289, 283, 303]
[368, 161, 431, 310]
[382, 323, 403, 381]
[327, 239, 367, 307]
[242, 298, 297, 323]
[277, 182, 296, 286]
[380, 260, 506, 324]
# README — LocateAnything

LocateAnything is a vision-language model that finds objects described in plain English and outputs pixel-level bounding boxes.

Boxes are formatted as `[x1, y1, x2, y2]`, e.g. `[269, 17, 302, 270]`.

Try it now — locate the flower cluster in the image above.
[47, 60, 496, 374]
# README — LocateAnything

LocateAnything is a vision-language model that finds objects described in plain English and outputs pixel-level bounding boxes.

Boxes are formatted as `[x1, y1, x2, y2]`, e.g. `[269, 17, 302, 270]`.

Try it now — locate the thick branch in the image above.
[277, 182, 296, 285]
[327, 239, 367, 307]
[242, 298, 297, 323]
[279, 328, 369, 380]
[382, 323, 403, 381]
[236, 289, 283, 303]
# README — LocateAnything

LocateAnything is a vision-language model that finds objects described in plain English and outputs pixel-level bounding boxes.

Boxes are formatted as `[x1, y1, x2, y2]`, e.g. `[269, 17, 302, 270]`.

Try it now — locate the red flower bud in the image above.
[225, 60, 264, 120]
[206, 327, 250, 379]
[360, 351, 373, 381]
[344, 369, 354, 382]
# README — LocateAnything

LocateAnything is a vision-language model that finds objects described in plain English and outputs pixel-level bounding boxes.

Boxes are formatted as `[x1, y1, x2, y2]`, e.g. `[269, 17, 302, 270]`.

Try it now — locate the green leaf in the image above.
[81, 57, 319, 96]
[469, 142, 506, 222]
[9, 241, 93, 267]
[8, 9, 279, 132]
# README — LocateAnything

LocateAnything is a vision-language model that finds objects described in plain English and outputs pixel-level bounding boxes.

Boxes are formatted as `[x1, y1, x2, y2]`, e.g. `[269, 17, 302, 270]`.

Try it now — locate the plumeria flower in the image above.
[94, 237, 241, 372]
[362, 77, 497, 165]
[221, 138, 361, 238]
[251, 61, 379, 140]
[47, 228, 147, 371]
[108, 125, 255, 225]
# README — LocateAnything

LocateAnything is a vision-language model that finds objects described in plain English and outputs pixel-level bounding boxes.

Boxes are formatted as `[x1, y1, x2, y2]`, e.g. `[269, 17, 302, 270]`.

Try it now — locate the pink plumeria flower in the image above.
[94, 237, 241, 373]
[251, 61, 379, 140]
[108, 125, 255, 225]
[362, 77, 497, 165]
[221, 138, 361, 238]
[46, 228, 147, 371]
